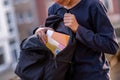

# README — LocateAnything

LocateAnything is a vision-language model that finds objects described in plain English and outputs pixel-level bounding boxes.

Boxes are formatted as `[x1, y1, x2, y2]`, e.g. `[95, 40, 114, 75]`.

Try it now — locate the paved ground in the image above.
[0, 62, 120, 80]
[0, 67, 17, 80]
[110, 62, 120, 80]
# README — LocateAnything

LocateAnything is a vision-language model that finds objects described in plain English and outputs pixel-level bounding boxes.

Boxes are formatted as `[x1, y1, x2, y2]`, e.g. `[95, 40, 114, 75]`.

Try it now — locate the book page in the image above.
[46, 30, 70, 56]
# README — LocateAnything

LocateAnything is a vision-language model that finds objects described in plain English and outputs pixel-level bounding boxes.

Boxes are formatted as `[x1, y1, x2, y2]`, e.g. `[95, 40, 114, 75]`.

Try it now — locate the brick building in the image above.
[13, 0, 39, 41]
[13, 0, 52, 42]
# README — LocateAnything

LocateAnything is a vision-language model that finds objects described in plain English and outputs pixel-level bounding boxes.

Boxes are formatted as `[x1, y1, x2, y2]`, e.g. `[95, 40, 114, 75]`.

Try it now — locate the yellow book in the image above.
[52, 31, 70, 47]
[45, 30, 70, 56]
[46, 36, 61, 55]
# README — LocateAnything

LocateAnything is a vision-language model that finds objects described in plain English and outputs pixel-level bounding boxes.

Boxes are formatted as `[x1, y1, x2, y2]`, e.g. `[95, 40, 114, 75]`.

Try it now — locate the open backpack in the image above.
[15, 7, 76, 80]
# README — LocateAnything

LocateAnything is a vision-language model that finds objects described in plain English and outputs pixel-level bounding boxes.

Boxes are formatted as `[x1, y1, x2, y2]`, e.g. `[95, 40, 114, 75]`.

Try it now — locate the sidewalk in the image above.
[110, 62, 120, 80]
[0, 68, 17, 80]
[0, 62, 120, 80]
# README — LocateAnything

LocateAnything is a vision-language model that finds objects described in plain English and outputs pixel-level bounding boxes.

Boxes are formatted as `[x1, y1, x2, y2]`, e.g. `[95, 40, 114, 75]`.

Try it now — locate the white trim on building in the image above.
[0, 0, 20, 72]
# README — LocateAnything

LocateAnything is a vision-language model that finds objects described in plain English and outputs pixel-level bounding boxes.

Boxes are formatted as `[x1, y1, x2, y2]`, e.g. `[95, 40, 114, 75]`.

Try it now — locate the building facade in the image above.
[0, 0, 20, 72]
[13, 0, 40, 41]
[35, 0, 47, 25]
[12, 0, 52, 42]
[101, 0, 120, 43]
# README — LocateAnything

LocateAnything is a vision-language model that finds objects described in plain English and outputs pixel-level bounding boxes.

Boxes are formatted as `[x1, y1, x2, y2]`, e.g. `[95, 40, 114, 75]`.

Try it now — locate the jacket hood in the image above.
[21, 35, 45, 50]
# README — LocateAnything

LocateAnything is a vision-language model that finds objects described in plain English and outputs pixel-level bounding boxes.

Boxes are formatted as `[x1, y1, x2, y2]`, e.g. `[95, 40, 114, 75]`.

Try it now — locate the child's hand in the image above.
[35, 27, 54, 44]
[64, 13, 79, 33]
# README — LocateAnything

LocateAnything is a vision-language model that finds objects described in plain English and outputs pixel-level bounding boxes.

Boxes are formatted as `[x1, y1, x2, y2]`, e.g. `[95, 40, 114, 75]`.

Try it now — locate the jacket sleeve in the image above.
[75, 1, 119, 54]
[48, 6, 54, 16]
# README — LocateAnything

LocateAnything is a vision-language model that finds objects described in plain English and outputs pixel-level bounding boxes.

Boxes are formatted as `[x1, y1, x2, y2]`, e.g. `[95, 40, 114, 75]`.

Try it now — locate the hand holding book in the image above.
[45, 30, 70, 56]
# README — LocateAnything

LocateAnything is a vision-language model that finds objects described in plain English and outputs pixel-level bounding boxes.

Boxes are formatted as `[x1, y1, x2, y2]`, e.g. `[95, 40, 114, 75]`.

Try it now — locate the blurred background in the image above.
[0, 0, 120, 80]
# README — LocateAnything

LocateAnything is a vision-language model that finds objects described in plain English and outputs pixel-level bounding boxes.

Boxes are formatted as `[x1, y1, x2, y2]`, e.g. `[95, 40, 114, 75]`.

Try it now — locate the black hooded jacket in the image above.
[15, 15, 76, 80]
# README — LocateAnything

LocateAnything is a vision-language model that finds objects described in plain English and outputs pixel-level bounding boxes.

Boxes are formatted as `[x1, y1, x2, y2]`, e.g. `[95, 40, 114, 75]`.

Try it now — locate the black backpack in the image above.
[15, 8, 76, 80]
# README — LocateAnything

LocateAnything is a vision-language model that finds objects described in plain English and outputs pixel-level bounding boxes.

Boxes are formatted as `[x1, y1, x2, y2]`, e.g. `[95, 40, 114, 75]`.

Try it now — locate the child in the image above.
[35, 0, 119, 80]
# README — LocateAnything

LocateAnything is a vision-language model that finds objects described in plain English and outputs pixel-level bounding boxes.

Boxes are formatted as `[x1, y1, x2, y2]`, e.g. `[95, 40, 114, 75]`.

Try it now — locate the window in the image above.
[14, 0, 28, 4]
[9, 40, 18, 62]
[3, 0, 9, 6]
[17, 13, 24, 24]
[21, 0, 29, 3]
[25, 10, 33, 23]
[115, 28, 120, 38]
[14, 0, 20, 4]
[17, 11, 33, 24]
[0, 23, 1, 32]
[0, 47, 5, 65]
[101, 0, 113, 12]
[115, 27, 120, 43]
[6, 12, 13, 32]
[6, 12, 11, 24]
[104, 0, 109, 9]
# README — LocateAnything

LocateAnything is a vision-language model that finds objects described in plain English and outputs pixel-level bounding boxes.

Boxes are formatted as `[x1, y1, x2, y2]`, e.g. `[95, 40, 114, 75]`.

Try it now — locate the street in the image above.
[0, 62, 120, 80]
[0, 68, 17, 80]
